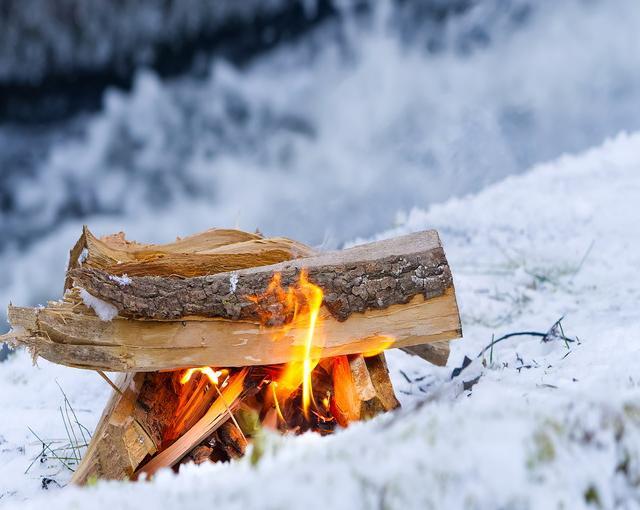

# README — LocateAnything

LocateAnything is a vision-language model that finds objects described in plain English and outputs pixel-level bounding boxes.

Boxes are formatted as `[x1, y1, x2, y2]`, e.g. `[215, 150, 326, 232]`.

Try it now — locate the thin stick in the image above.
[489, 333, 495, 365]
[59, 406, 79, 463]
[214, 383, 247, 444]
[27, 427, 74, 472]
[271, 382, 286, 425]
[96, 370, 124, 396]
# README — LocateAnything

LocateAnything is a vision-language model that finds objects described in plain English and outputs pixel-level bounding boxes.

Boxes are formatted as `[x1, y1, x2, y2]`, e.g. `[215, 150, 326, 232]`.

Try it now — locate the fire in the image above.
[174, 269, 394, 436]
[255, 270, 325, 420]
[361, 336, 395, 358]
[180, 367, 228, 386]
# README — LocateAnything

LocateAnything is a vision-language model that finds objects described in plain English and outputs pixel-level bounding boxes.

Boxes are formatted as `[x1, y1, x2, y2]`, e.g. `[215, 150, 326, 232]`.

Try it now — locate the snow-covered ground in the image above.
[2, 132, 639, 508]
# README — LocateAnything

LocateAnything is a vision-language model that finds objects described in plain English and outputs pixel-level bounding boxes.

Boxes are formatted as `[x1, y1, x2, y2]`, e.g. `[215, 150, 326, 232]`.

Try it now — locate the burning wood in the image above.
[1, 226, 462, 484]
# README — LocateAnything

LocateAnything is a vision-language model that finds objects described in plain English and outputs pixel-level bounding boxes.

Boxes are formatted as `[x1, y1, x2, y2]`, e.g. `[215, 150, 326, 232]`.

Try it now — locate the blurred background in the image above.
[1, 0, 639, 342]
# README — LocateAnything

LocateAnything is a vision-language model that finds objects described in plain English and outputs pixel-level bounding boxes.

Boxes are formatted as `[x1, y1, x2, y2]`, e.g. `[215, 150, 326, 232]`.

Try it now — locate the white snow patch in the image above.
[79, 288, 118, 321]
[108, 274, 131, 286]
[77, 248, 89, 265]
[229, 273, 239, 293]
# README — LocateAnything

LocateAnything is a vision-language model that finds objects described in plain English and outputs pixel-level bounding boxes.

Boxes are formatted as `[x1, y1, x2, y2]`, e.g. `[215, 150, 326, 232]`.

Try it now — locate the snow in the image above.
[229, 273, 239, 293]
[77, 249, 89, 265]
[108, 274, 131, 286]
[79, 289, 118, 322]
[1, 132, 640, 508]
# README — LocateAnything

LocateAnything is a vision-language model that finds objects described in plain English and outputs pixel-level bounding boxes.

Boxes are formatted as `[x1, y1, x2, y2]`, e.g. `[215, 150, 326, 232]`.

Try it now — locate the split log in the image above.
[3, 231, 461, 371]
[331, 356, 361, 426]
[332, 353, 399, 424]
[349, 355, 394, 419]
[71, 372, 170, 484]
[7, 287, 459, 371]
[65, 226, 312, 286]
[364, 354, 401, 412]
[6, 232, 461, 371]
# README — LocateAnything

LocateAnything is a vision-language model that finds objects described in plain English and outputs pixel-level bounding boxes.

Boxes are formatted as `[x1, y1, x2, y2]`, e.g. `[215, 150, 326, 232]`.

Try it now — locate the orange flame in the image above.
[251, 270, 324, 420]
[361, 336, 395, 358]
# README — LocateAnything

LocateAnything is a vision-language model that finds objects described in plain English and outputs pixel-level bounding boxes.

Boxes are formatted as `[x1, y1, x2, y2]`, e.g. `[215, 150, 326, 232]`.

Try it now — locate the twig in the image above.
[214, 383, 247, 445]
[59, 407, 79, 463]
[489, 333, 495, 365]
[571, 240, 595, 280]
[27, 428, 74, 472]
[476, 330, 574, 359]
[96, 370, 124, 396]
[24, 441, 54, 474]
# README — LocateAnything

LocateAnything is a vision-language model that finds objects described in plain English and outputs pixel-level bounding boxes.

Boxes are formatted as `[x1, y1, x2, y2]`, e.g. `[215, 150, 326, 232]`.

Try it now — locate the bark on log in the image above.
[215, 420, 248, 460]
[70, 230, 453, 323]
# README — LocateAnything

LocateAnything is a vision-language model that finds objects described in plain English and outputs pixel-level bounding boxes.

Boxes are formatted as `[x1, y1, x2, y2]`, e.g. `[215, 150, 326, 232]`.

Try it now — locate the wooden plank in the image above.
[7, 287, 461, 371]
[401, 340, 451, 366]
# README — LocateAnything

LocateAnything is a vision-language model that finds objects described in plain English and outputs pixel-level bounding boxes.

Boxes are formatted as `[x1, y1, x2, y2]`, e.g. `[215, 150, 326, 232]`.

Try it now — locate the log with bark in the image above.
[4, 230, 461, 371]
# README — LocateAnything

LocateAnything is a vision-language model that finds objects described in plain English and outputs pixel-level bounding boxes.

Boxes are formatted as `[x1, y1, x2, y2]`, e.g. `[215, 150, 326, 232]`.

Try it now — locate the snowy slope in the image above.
[2, 132, 639, 508]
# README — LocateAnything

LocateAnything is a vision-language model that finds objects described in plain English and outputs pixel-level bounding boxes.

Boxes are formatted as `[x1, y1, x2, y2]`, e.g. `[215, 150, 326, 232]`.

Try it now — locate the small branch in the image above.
[96, 371, 124, 396]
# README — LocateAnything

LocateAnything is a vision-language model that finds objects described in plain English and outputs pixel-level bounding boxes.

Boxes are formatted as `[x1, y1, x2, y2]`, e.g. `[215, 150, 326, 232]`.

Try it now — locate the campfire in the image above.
[2, 226, 461, 482]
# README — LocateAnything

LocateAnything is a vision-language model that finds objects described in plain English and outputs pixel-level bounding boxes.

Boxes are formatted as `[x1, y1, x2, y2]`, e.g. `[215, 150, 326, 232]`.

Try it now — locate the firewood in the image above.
[331, 356, 360, 426]
[164, 373, 218, 443]
[6, 285, 458, 372]
[348, 355, 385, 419]
[188, 445, 214, 465]
[67, 228, 276, 484]
[215, 420, 248, 459]
[401, 340, 451, 366]
[71, 372, 164, 484]
[364, 354, 400, 411]
[70, 230, 454, 322]
[65, 226, 313, 284]
[348, 353, 399, 420]
[5, 230, 461, 371]
[135, 369, 248, 478]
